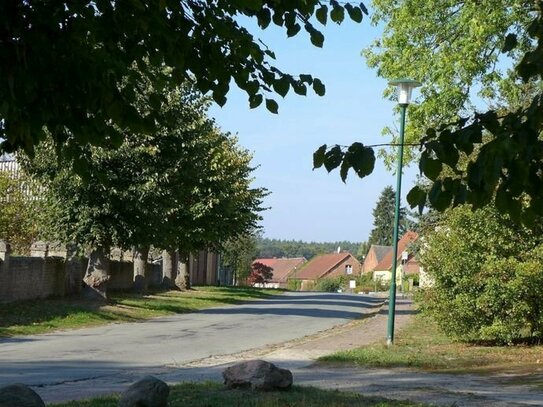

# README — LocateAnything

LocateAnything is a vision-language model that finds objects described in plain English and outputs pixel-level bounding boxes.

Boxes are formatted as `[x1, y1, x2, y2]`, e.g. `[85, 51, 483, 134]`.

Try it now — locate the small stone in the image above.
[222, 360, 293, 391]
[0, 383, 45, 407]
[118, 376, 169, 407]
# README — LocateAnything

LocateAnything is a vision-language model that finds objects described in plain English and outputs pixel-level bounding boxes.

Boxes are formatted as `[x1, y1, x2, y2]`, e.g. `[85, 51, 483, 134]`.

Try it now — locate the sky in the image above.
[209, 15, 419, 244]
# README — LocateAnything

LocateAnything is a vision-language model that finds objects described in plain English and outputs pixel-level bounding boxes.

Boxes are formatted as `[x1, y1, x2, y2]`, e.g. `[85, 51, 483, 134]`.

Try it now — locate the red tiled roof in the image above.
[252, 257, 306, 283]
[373, 231, 418, 271]
[294, 252, 355, 280]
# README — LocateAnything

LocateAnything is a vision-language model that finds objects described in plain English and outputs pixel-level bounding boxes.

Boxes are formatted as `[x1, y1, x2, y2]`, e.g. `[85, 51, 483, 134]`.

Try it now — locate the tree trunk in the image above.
[82, 247, 110, 300]
[175, 252, 190, 290]
[133, 246, 150, 293]
[162, 249, 178, 290]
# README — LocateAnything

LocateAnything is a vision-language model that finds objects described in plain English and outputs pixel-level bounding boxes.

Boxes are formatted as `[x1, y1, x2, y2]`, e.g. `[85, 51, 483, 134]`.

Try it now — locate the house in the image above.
[251, 257, 306, 288]
[372, 231, 420, 284]
[362, 244, 392, 273]
[291, 252, 362, 291]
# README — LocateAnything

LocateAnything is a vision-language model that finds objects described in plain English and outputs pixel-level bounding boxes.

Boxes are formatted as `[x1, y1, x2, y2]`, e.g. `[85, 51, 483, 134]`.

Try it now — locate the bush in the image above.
[314, 276, 345, 292]
[287, 279, 302, 291]
[419, 205, 543, 344]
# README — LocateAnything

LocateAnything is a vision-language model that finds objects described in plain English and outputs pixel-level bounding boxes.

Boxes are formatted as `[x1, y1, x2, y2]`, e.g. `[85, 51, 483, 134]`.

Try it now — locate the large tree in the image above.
[1, 1, 366, 160]
[367, 186, 409, 246]
[26, 83, 266, 297]
[314, 2, 543, 226]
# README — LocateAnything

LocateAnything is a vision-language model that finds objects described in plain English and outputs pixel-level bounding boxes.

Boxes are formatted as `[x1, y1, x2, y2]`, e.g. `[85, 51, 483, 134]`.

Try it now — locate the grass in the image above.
[0, 286, 282, 337]
[50, 381, 429, 407]
[319, 314, 543, 376]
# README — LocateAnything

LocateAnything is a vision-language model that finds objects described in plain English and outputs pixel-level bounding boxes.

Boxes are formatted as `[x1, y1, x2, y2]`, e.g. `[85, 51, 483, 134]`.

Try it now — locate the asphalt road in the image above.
[0, 292, 383, 402]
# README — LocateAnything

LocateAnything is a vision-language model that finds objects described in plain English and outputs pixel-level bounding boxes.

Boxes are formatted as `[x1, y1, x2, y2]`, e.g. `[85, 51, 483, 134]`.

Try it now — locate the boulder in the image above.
[222, 360, 293, 391]
[118, 376, 169, 407]
[0, 383, 45, 407]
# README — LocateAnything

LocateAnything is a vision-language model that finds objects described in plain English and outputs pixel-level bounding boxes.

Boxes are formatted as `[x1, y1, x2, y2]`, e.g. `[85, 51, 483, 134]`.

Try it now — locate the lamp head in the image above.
[388, 78, 421, 105]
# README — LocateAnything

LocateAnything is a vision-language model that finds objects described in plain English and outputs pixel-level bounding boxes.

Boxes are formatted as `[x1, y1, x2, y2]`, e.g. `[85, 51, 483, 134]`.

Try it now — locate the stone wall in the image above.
[0, 240, 225, 303]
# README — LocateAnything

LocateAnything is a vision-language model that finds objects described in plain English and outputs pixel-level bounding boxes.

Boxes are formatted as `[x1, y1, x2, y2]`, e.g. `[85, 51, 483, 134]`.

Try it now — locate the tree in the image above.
[221, 232, 259, 285]
[1, 1, 367, 160]
[25, 83, 266, 297]
[247, 261, 274, 286]
[363, 0, 534, 166]
[314, 3, 543, 226]
[367, 186, 410, 246]
[0, 170, 40, 254]
[419, 205, 543, 344]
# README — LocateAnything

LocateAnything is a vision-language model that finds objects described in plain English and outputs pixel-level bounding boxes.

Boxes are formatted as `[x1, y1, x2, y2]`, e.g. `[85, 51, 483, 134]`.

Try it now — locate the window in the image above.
[345, 264, 353, 275]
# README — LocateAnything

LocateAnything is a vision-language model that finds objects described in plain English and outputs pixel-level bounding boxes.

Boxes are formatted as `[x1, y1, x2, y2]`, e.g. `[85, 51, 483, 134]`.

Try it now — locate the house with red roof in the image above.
[251, 257, 306, 288]
[290, 252, 362, 291]
[372, 231, 420, 284]
[362, 244, 392, 273]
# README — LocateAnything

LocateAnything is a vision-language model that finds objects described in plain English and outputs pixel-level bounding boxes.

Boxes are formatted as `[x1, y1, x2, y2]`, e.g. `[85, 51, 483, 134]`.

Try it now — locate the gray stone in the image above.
[222, 360, 293, 391]
[118, 376, 169, 407]
[0, 383, 45, 407]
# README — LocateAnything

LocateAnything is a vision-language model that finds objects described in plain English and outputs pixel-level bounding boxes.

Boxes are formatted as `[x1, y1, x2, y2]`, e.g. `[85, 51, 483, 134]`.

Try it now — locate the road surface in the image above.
[0, 292, 383, 402]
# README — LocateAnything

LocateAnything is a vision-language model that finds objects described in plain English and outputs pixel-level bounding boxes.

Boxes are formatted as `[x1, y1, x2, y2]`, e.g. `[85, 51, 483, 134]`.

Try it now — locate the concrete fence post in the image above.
[30, 241, 49, 258]
[0, 240, 11, 271]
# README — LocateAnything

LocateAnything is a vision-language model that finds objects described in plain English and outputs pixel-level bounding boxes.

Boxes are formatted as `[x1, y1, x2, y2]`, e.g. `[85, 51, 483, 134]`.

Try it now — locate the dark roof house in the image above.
[362, 244, 392, 273]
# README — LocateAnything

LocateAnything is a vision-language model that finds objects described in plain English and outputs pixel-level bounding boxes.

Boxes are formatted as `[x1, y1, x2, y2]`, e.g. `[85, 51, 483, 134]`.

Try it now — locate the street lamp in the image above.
[387, 78, 421, 346]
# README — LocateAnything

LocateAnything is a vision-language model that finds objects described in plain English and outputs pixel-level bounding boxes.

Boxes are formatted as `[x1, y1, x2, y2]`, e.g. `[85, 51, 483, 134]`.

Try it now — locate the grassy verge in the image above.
[51, 382, 428, 407]
[319, 314, 543, 376]
[0, 286, 282, 337]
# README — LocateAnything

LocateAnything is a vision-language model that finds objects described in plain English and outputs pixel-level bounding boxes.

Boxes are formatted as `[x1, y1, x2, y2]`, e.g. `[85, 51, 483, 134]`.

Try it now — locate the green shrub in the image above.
[287, 279, 302, 291]
[419, 205, 543, 344]
[314, 276, 345, 292]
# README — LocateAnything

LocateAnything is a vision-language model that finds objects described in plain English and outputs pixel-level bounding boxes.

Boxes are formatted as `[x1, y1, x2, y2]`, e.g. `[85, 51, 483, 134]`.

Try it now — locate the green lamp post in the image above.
[387, 78, 421, 346]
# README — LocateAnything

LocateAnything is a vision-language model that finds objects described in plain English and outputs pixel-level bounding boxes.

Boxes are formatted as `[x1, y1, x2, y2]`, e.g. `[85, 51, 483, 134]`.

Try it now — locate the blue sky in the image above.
[209, 16, 419, 243]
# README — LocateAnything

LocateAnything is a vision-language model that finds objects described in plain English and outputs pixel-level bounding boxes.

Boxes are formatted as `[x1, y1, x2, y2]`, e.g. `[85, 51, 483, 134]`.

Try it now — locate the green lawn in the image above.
[50, 382, 429, 407]
[319, 314, 543, 376]
[0, 286, 281, 337]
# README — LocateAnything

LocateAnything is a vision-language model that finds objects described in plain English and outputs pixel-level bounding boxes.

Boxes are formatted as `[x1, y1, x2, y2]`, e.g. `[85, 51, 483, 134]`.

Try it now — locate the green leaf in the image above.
[212, 89, 227, 107]
[345, 4, 363, 23]
[313, 144, 327, 169]
[428, 180, 452, 211]
[265, 98, 279, 114]
[324, 146, 343, 172]
[420, 153, 443, 181]
[287, 23, 301, 37]
[293, 81, 307, 96]
[249, 94, 263, 109]
[502, 33, 518, 52]
[273, 77, 290, 97]
[316, 5, 328, 25]
[257, 8, 271, 29]
[330, 6, 345, 24]
[406, 185, 427, 209]
[340, 155, 350, 182]
[313, 79, 325, 96]
[310, 30, 324, 47]
[348, 142, 375, 178]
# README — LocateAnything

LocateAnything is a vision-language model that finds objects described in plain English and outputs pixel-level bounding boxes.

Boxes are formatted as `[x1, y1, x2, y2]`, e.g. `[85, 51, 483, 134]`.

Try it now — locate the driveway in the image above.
[0, 292, 383, 403]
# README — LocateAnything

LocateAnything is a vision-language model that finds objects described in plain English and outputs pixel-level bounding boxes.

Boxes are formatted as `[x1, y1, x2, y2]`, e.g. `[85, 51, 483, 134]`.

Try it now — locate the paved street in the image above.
[0, 292, 383, 402]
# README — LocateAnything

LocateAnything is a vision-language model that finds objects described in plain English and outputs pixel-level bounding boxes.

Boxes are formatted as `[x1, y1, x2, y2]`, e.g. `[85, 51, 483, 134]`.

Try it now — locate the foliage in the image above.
[314, 3, 543, 226]
[419, 205, 543, 344]
[23, 83, 266, 254]
[221, 232, 259, 284]
[256, 237, 361, 260]
[363, 0, 534, 166]
[367, 186, 412, 246]
[356, 241, 370, 261]
[1, 1, 367, 161]
[247, 261, 274, 285]
[314, 276, 345, 292]
[0, 287, 279, 337]
[0, 170, 40, 254]
[287, 279, 302, 291]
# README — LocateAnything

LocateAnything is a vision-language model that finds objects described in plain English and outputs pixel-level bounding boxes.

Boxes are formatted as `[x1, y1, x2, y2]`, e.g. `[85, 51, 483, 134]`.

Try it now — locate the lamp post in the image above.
[386, 78, 421, 346]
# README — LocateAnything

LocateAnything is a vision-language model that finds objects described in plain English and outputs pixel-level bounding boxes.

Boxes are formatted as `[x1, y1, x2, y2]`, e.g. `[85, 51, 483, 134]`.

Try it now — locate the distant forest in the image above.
[256, 237, 364, 261]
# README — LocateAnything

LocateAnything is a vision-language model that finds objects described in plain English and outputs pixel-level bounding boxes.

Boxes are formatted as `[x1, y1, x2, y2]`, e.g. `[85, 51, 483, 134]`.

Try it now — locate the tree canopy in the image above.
[1, 1, 367, 160]
[367, 186, 410, 246]
[315, 2, 543, 226]
[24, 83, 266, 255]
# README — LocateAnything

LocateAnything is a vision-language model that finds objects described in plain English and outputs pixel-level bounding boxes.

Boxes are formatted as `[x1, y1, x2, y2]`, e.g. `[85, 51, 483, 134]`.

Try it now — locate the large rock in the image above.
[0, 383, 45, 407]
[222, 360, 293, 391]
[118, 376, 169, 407]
